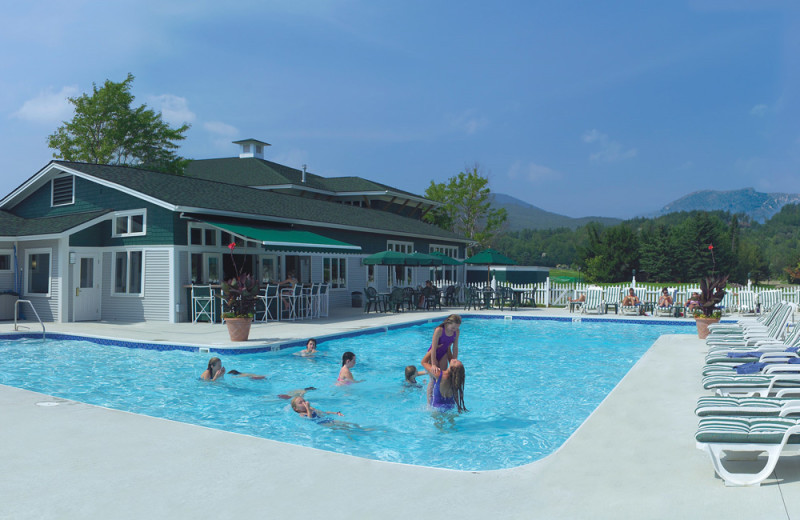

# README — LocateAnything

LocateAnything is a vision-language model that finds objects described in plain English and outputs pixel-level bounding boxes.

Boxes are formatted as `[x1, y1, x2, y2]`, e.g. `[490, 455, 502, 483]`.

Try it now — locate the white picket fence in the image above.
[446, 279, 800, 312]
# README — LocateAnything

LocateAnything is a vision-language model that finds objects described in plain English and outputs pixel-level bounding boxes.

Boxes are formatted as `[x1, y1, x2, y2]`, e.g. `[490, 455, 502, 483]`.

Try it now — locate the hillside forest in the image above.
[491, 205, 800, 285]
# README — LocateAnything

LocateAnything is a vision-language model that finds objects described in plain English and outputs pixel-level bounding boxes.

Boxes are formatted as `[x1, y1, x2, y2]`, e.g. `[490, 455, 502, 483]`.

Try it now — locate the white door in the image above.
[74, 254, 101, 321]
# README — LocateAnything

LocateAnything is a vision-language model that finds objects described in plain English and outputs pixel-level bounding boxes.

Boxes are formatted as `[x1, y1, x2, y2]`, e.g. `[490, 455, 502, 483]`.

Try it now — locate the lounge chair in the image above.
[655, 288, 677, 317]
[696, 416, 800, 486]
[620, 287, 646, 316]
[580, 287, 604, 314]
[702, 372, 800, 397]
[695, 396, 800, 417]
[704, 325, 800, 365]
[705, 303, 793, 347]
[603, 286, 620, 314]
[737, 290, 758, 316]
[708, 299, 782, 333]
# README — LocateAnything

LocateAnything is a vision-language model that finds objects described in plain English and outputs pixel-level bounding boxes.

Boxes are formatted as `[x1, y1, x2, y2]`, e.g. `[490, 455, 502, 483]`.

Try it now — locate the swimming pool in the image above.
[0, 317, 691, 470]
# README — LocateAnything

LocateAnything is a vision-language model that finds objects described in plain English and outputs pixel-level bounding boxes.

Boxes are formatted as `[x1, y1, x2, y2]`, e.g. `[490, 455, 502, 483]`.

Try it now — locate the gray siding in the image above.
[101, 248, 171, 322]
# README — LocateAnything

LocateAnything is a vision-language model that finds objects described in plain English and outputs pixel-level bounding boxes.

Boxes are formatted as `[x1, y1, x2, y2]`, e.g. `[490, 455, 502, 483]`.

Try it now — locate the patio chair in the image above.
[191, 285, 215, 323]
[318, 283, 330, 317]
[364, 287, 385, 313]
[387, 287, 405, 313]
[496, 286, 518, 311]
[464, 286, 482, 310]
[281, 284, 302, 321]
[256, 284, 279, 322]
[403, 287, 418, 310]
[443, 285, 457, 306]
[423, 286, 442, 311]
[696, 416, 800, 486]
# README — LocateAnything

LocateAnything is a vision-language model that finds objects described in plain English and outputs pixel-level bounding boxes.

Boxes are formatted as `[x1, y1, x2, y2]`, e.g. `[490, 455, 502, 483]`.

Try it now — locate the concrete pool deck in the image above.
[2, 307, 800, 519]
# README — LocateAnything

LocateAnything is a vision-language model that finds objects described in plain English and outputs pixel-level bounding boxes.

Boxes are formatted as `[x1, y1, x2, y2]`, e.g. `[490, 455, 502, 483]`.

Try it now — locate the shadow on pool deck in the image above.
[1, 308, 798, 519]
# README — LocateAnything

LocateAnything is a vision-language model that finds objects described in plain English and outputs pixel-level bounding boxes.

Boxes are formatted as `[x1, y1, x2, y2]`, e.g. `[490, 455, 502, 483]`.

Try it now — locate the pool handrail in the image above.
[14, 299, 46, 340]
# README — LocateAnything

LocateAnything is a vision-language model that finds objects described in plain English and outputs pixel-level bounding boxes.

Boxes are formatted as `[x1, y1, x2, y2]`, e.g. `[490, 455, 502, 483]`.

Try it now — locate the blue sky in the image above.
[2, 0, 798, 218]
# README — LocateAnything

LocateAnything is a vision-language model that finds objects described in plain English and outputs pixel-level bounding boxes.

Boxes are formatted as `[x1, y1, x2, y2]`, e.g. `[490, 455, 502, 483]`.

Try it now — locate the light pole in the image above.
[632, 269, 636, 286]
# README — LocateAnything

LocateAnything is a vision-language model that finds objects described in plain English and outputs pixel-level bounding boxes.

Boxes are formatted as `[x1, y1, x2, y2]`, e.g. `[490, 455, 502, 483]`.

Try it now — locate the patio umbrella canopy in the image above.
[464, 248, 517, 284]
[430, 251, 462, 265]
[407, 251, 444, 266]
[361, 250, 416, 265]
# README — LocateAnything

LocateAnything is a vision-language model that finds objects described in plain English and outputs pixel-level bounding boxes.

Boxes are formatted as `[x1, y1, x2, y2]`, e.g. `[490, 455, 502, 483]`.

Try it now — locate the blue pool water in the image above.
[0, 318, 690, 470]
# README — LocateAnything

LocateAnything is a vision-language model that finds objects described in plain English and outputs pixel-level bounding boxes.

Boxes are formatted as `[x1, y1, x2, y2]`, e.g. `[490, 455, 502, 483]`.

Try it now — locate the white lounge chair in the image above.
[737, 290, 757, 316]
[696, 396, 800, 417]
[580, 287, 604, 314]
[696, 416, 800, 486]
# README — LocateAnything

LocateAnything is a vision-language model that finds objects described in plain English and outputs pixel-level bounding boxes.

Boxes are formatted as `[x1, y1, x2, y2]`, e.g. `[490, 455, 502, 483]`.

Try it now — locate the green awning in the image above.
[199, 219, 361, 253]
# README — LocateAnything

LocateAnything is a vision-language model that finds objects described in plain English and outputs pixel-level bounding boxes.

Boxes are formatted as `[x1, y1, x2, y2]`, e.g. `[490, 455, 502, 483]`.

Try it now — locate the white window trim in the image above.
[430, 244, 459, 258]
[112, 209, 147, 238]
[323, 257, 348, 289]
[0, 249, 12, 272]
[111, 249, 145, 297]
[51, 176, 75, 207]
[387, 240, 413, 253]
[24, 248, 52, 297]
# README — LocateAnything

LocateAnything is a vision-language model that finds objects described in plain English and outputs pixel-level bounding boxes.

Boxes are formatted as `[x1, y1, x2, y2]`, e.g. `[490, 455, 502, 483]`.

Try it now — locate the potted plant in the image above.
[221, 243, 260, 341]
[694, 273, 729, 339]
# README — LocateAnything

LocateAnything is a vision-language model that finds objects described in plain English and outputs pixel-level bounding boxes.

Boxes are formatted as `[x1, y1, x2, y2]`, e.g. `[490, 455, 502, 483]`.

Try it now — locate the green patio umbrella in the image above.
[407, 251, 444, 266]
[464, 248, 517, 284]
[361, 250, 415, 265]
[429, 251, 462, 265]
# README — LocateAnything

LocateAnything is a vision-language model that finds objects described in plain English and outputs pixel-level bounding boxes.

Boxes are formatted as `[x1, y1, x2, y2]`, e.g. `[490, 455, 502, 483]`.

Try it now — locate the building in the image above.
[0, 140, 469, 323]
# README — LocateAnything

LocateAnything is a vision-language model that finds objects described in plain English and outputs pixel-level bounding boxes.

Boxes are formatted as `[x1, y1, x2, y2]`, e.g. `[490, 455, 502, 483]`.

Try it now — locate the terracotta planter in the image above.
[695, 317, 720, 339]
[225, 317, 252, 341]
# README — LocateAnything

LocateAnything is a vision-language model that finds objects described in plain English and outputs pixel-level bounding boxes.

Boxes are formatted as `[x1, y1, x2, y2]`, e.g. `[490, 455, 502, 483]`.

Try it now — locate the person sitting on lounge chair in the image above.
[686, 292, 701, 311]
[658, 287, 673, 307]
[622, 288, 640, 307]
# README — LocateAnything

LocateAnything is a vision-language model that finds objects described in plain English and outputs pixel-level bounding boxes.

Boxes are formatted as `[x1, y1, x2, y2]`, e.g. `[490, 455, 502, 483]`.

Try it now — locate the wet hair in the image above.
[290, 396, 304, 413]
[449, 362, 467, 413]
[436, 314, 462, 330]
[207, 357, 221, 373]
[405, 365, 417, 381]
[342, 351, 356, 366]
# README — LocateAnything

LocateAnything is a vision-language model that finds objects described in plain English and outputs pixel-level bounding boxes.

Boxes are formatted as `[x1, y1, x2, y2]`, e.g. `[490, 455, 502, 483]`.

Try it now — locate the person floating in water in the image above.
[200, 357, 265, 381]
[337, 351, 363, 385]
[295, 338, 318, 357]
[421, 356, 467, 412]
[290, 393, 343, 423]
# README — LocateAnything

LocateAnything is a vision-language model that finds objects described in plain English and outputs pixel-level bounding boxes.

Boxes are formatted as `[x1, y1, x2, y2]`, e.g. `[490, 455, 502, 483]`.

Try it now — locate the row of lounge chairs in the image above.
[693, 302, 800, 485]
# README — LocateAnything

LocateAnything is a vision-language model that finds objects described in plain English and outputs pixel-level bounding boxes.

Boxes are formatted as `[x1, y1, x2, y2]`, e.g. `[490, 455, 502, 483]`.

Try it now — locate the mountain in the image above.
[490, 193, 622, 231]
[652, 188, 800, 223]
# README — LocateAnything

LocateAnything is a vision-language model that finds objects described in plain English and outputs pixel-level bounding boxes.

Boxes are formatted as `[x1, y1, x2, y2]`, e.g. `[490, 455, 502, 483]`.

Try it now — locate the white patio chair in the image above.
[191, 285, 215, 324]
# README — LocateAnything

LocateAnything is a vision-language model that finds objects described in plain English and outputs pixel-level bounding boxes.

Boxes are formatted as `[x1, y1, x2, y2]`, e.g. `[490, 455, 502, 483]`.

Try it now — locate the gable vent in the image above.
[51, 176, 75, 207]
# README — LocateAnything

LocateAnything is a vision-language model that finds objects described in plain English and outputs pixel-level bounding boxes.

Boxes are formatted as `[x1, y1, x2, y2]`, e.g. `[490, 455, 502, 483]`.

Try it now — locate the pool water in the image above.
[0, 318, 690, 470]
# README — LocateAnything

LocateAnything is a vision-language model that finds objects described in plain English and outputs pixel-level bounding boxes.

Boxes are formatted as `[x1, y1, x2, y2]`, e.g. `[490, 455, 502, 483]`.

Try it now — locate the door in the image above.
[74, 254, 101, 321]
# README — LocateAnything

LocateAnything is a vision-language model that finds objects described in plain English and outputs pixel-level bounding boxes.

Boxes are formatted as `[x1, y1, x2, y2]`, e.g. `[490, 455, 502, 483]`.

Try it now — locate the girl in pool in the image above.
[295, 338, 318, 357]
[427, 314, 461, 377]
[200, 357, 265, 381]
[336, 351, 363, 385]
[421, 357, 467, 412]
[290, 394, 343, 422]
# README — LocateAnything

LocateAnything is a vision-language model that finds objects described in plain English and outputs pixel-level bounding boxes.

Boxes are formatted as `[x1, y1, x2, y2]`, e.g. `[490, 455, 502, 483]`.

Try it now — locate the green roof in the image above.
[53, 161, 466, 242]
[0, 209, 111, 237]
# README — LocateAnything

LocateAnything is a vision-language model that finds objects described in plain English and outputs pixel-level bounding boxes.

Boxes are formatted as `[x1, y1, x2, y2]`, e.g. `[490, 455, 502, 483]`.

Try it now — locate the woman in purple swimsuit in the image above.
[421, 358, 467, 412]
[423, 314, 461, 401]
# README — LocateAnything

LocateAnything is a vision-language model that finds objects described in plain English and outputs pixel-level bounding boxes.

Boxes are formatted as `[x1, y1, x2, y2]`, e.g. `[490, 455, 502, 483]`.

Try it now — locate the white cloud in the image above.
[447, 110, 488, 135]
[750, 103, 768, 116]
[508, 160, 562, 182]
[582, 129, 637, 162]
[148, 94, 196, 125]
[203, 121, 239, 148]
[11, 86, 79, 124]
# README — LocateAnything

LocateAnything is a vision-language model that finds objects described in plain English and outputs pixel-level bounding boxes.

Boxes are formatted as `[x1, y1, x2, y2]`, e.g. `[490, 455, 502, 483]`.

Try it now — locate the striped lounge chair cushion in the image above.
[695, 396, 791, 416]
[702, 374, 800, 390]
[696, 417, 800, 444]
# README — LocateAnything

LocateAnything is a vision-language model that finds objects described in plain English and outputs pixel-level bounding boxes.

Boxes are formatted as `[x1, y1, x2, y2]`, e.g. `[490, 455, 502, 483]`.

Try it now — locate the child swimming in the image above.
[404, 365, 426, 385]
[336, 351, 363, 385]
[295, 338, 318, 357]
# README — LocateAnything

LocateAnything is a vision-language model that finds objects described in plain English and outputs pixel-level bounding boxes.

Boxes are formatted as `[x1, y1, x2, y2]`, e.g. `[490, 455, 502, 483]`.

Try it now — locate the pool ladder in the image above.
[14, 299, 46, 340]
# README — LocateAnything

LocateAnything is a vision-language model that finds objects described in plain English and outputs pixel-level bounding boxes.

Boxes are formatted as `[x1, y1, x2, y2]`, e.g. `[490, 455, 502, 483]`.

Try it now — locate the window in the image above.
[323, 257, 347, 289]
[387, 240, 413, 254]
[51, 176, 74, 206]
[190, 227, 203, 245]
[114, 251, 143, 295]
[113, 210, 146, 237]
[0, 250, 11, 272]
[204, 229, 217, 246]
[430, 245, 459, 258]
[25, 249, 51, 295]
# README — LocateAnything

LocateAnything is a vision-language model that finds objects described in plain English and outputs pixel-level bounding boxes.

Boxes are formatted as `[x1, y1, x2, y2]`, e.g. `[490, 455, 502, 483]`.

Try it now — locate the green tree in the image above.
[424, 165, 507, 255]
[47, 73, 190, 174]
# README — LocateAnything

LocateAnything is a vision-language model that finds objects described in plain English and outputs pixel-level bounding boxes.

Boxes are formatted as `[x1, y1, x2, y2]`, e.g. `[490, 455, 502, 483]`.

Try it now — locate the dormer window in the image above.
[51, 176, 75, 207]
[113, 210, 147, 237]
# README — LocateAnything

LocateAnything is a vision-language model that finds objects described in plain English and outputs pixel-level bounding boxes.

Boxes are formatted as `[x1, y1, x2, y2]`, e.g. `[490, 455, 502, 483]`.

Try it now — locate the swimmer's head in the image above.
[290, 396, 307, 413]
[438, 314, 461, 333]
[306, 338, 317, 350]
[342, 351, 356, 367]
[207, 357, 221, 373]
[405, 365, 418, 382]
[449, 360, 467, 413]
